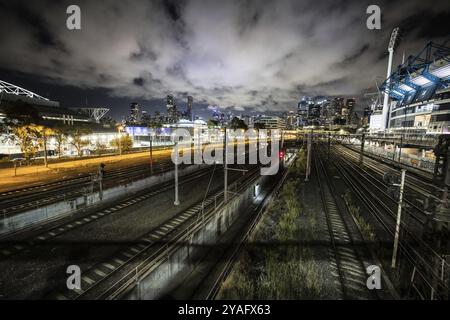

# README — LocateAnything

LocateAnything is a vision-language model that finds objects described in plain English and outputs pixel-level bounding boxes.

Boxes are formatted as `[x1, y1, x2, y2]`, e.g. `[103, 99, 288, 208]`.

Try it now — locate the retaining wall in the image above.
[0, 164, 205, 235]
[124, 173, 271, 300]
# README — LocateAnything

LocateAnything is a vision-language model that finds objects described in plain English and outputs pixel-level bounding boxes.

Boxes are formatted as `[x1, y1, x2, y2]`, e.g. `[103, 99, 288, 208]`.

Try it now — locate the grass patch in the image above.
[218, 149, 326, 299]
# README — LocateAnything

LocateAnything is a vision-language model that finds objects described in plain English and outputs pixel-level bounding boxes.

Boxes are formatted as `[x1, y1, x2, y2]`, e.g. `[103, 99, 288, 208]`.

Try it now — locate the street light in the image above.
[381, 27, 401, 131]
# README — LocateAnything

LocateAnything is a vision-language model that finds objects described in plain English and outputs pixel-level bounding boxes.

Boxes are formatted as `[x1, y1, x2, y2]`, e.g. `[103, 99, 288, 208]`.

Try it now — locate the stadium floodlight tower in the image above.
[381, 27, 401, 131]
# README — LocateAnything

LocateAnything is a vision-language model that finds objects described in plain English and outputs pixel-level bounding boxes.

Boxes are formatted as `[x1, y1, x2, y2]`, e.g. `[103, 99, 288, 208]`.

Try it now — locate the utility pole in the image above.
[174, 143, 180, 206]
[149, 131, 153, 175]
[398, 135, 403, 163]
[359, 133, 366, 166]
[117, 125, 124, 156]
[305, 131, 312, 182]
[327, 133, 331, 161]
[43, 130, 48, 168]
[391, 169, 406, 269]
[98, 163, 105, 200]
[224, 127, 228, 203]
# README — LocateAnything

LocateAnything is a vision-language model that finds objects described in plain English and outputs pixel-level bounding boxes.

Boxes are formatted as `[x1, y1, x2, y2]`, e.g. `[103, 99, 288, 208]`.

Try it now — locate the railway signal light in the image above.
[383, 171, 401, 201]
[97, 163, 105, 200]
[98, 163, 106, 178]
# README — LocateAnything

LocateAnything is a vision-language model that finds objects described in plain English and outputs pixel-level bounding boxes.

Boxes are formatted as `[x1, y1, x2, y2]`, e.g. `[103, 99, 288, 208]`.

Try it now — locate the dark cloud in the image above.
[0, 0, 448, 116]
[335, 44, 371, 68]
[133, 77, 145, 87]
[163, 0, 183, 22]
[399, 11, 450, 40]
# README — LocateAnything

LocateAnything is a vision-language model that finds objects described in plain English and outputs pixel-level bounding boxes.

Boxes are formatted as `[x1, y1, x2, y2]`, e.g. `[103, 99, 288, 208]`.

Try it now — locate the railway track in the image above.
[0, 145, 257, 216]
[0, 156, 174, 216]
[333, 146, 427, 227]
[52, 165, 261, 300]
[0, 166, 215, 259]
[327, 144, 449, 299]
[343, 142, 434, 175]
[202, 155, 294, 300]
[314, 148, 378, 300]
[336, 144, 439, 199]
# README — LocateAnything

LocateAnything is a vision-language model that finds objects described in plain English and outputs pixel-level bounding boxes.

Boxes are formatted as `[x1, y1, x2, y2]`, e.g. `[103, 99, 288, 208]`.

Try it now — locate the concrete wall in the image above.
[0, 164, 205, 235]
[124, 173, 271, 300]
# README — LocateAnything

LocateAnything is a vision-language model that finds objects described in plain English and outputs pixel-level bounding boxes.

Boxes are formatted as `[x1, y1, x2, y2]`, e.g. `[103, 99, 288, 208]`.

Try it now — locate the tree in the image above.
[230, 117, 248, 130]
[53, 128, 68, 159]
[95, 141, 107, 156]
[207, 119, 219, 128]
[67, 128, 91, 157]
[111, 135, 133, 153]
[11, 125, 40, 163]
[35, 125, 55, 167]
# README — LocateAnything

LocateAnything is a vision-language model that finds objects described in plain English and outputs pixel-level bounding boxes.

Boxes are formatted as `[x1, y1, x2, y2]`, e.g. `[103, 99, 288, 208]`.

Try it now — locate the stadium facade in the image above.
[370, 41, 450, 134]
[0, 80, 117, 156]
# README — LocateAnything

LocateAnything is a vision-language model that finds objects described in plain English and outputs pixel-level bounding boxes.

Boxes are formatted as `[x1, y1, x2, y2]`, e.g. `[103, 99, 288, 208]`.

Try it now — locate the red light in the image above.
[279, 151, 285, 158]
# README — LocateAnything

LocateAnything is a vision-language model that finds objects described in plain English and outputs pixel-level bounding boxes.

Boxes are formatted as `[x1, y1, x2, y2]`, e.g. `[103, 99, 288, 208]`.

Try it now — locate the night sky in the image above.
[0, 0, 449, 120]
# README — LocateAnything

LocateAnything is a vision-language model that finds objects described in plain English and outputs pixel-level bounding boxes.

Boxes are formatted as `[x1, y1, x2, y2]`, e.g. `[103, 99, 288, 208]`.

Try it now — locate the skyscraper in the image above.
[167, 94, 175, 123]
[187, 96, 193, 121]
[344, 98, 356, 124]
[129, 102, 141, 123]
[297, 96, 312, 126]
[167, 94, 174, 111]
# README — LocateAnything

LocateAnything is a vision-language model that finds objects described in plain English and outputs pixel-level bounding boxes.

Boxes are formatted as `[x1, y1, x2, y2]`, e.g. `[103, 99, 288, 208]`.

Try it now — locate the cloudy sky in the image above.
[0, 0, 449, 119]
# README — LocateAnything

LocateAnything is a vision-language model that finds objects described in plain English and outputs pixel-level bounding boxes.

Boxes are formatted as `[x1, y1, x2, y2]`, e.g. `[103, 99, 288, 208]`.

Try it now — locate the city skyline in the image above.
[0, 0, 449, 119]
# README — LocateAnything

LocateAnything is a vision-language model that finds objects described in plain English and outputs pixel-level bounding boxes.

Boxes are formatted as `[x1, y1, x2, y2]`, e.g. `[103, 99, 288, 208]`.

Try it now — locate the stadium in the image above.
[370, 40, 450, 134]
[0, 80, 116, 156]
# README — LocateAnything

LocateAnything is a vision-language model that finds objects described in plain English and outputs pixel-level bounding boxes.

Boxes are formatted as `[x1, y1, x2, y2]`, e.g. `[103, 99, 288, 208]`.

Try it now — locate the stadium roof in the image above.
[381, 40, 450, 104]
[0, 80, 49, 101]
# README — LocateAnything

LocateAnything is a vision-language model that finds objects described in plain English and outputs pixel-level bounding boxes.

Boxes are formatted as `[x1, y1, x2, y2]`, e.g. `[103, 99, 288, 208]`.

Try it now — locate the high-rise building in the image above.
[187, 96, 193, 121]
[343, 98, 355, 117]
[331, 97, 344, 116]
[167, 94, 174, 108]
[129, 102, 141, 123]
[331, 97, 345, 125]
[254, 116, 286, 130]
[284, 111, 298, 129]
[297, 96, 312, 126]
[167, 94, 176, 123]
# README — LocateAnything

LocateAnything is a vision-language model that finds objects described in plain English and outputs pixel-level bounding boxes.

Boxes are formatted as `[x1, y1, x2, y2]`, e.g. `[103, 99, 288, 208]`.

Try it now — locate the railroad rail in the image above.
[51, 164, 261, 300]
[0, 156, 174, 216]
[0, 166, 216, 259]
[203, 156, 294, 300]
[314, 148, 378, 299]
[328, 144, 449, 299]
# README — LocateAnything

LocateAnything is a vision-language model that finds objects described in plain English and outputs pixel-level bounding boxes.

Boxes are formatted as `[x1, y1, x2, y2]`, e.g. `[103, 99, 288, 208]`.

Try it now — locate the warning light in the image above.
[279, 151, 285, 159]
